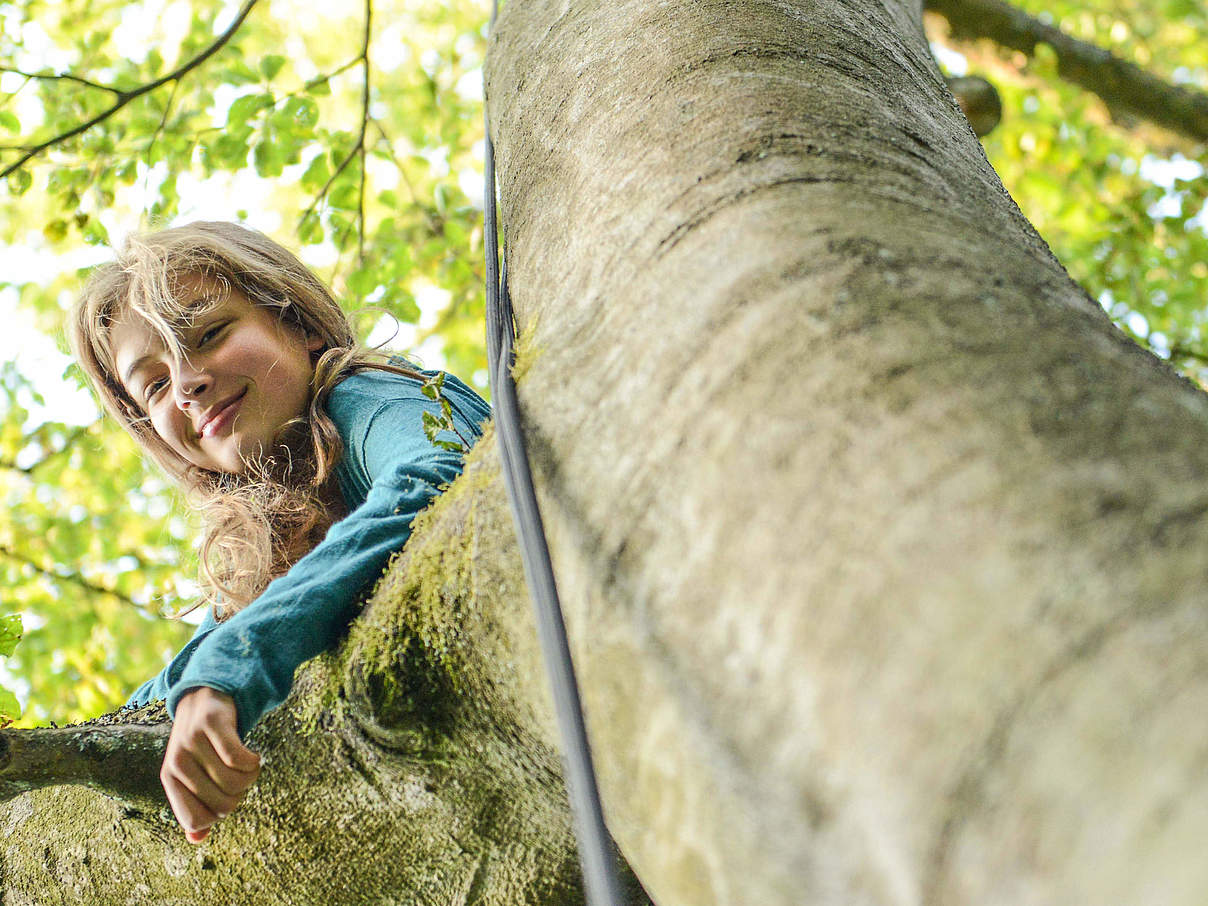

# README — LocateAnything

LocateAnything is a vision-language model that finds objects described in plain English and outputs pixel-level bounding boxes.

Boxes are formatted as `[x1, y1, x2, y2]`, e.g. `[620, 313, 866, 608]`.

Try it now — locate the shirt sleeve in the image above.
[163, 392, 484, 738]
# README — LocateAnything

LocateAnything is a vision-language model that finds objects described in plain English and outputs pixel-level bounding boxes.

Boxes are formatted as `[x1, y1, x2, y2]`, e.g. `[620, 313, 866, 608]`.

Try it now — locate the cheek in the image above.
[149, 409, 185, 448]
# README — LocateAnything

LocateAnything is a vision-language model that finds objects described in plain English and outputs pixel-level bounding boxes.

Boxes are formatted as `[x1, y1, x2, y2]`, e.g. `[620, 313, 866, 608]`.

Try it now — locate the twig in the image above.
[1168, 344, 1208, 366]
[0, 76, 32, 111]
[0, 0, 260, 179]
[299, 139, 362, 224]
[298, 3, 374, 232]
[357, 0, 373, 263]
[144, 79, 181, 164]
[0, 425, 92, 476]
[0, 544, 145, 611]
[369, 120, 442, 233]
[0, 66, 122, 96]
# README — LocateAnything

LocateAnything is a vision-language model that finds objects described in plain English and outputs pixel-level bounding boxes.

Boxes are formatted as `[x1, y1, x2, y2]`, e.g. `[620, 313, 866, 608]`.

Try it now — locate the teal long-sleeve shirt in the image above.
[125, 364, 491, 738]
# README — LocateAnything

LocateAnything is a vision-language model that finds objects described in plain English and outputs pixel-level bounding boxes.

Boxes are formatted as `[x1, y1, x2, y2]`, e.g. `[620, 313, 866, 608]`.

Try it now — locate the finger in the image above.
[191, 730, 260, 797]
[161, 771, 221, 837]
[206, 721, 262, 775]
[163, 749, 242, 818]
[185, 828, 211, 845]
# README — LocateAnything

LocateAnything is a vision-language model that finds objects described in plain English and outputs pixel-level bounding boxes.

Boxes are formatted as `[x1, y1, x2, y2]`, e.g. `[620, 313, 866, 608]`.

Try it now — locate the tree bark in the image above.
[485, 0, 1208, 903]
[5, 0, 1208, 903]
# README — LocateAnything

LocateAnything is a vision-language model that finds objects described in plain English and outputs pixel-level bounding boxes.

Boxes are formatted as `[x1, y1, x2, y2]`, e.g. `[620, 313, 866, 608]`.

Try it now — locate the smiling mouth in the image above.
[200, 389, 247, 438]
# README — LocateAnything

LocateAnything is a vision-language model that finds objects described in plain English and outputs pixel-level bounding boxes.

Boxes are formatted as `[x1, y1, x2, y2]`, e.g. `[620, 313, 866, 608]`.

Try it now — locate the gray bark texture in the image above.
[4, 0, 1208, 903]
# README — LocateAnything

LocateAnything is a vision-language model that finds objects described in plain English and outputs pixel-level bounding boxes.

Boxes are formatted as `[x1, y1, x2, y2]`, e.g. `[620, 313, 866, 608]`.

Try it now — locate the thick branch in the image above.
[925, 0, 1208, 143]
[0, 712, 168, 810]
[0, 0, 260, 179]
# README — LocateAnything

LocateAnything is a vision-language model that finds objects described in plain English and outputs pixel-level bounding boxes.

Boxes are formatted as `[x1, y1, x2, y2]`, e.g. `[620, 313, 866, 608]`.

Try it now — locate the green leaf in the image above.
[298, 212, 324, 245]
[300, 154, 330, 191]
[117, 160, 139, 185]
[281, 97, 318, 130]
[210, 133, 250, 168]
[0, 687, 20, 722]
[253, 141, 285, 178]
[0, 111, 19, 133]
[347, 268, 378, 298]
[226, 92, 273, 128]
[329, 183, 360, 211]
[82, 218, 109, 245]
[259, 54, 286, 81]
[42, 219, 69, 242]
[0, 614, 22, 657]
[6, 169, 32, 196]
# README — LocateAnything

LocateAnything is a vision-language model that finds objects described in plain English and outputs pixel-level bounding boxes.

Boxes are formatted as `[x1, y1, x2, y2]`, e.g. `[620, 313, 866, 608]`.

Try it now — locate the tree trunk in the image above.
[5, 0, 1208, 903]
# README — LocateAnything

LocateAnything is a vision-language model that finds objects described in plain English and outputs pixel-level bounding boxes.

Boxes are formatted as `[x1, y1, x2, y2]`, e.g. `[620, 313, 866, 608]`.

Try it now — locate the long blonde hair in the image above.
[68, 221, 424, 619]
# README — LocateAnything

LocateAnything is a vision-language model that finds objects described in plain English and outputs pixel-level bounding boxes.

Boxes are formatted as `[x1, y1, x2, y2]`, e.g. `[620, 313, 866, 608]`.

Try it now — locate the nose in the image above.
[172, 359, 211, 411]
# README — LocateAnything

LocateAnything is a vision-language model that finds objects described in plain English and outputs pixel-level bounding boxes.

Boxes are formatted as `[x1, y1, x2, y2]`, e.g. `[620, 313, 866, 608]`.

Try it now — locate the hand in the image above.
[161, 687, 261, 844]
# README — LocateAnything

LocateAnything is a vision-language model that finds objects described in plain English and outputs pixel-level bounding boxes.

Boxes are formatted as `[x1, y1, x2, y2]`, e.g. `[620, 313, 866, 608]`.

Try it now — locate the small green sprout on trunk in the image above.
[420, 372, 471, 454]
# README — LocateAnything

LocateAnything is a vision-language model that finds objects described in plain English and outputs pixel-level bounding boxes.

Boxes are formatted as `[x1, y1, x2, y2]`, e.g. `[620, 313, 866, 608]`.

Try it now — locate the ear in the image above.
[305, 332, 323, 352]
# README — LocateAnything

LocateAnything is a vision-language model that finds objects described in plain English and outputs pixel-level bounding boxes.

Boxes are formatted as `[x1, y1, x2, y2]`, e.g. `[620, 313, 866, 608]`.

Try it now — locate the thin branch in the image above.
[298, 4, 373, 233]
[144, 78, 181, 165]
[0, 0, 260, 179]
[1168, 344, 1208, 367]
[299, 139, 362, 224]
[0, 65, 123, 96]
[358, 0, 372, 263]
[369, 120, 442, 234]
[925, 0, 1208, 143]
[0, 544, 144, 610]
[0, 425, 93, 477]
[0, 76, 33, 116]
[272, 57, 362, 107]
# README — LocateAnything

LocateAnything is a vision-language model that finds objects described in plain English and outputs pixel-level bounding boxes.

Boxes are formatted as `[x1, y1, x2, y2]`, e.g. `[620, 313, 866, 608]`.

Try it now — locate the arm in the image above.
[160, 382, 487, 841]
[165, 451, 468, 737]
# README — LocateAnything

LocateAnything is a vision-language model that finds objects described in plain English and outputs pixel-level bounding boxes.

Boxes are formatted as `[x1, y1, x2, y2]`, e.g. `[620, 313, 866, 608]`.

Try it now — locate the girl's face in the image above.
[111, 273, 321, 475]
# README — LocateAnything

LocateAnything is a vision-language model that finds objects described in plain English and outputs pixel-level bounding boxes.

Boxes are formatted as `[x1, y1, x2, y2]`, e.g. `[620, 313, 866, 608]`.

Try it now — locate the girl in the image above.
[68, 220, 490, 844]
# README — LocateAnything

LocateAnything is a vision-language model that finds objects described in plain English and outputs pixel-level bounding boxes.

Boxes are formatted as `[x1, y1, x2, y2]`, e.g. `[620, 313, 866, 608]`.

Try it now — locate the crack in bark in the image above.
[1152, 499, 1208, 547]
[655, 174, 854, 257]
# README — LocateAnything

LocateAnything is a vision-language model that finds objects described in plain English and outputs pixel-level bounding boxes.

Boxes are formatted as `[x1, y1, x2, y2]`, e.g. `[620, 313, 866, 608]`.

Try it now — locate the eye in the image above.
[144, 376, 169, 403]
[196, 323, 226, 348]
